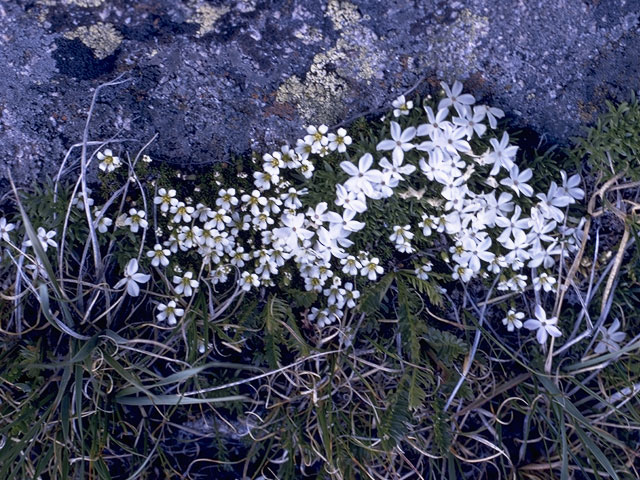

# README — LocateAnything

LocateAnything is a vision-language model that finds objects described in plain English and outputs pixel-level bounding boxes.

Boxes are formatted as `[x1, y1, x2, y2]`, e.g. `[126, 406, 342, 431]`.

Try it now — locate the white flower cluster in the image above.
[84, 81, 586, 345]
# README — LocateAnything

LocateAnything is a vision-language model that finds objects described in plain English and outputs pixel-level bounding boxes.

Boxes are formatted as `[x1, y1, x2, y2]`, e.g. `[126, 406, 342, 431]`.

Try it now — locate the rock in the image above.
[1, 0, 639, 189]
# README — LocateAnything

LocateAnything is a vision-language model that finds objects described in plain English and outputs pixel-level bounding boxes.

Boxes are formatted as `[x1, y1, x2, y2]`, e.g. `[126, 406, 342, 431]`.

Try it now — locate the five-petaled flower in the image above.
[115, 259, 150, 297]
[524, 305, 562, 344]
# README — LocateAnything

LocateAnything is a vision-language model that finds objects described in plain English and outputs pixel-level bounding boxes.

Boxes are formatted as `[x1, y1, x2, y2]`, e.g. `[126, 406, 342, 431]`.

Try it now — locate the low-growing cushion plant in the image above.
[0, 78, 639, 479]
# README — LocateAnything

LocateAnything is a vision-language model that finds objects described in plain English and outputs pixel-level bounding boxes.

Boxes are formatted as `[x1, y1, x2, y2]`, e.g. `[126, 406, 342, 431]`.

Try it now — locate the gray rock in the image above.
[1, 0, 639, 189]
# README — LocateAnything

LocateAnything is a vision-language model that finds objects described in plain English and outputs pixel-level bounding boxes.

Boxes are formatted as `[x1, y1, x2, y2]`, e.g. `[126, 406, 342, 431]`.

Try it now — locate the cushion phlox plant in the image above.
[3, 78, 640, 480]
[89, 81, 586, 350]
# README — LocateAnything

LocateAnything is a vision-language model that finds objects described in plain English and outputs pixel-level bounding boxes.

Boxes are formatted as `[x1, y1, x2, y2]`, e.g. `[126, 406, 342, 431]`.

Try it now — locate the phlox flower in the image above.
[438, 80, 476, 114]
[453, 106, 487, 139]
[500, 165, 534, 197]
[524, 305, 562, 344]
[379, 156, 416, 182]
[253, 171, 279, 190]
[340, 153, 384, 198]
[559, 171, 584, 201]
[0, 217, 16, 242]
[376, 121, 416, 164]
[417, 106, 450, 137]
[274, 213, 315, 251]
[594, 319, 626, 354]
[485, 132, 518, 175]
[115, 259, 150, 297]
[25, 227, 58, 251]
[473, 104, 504, 129]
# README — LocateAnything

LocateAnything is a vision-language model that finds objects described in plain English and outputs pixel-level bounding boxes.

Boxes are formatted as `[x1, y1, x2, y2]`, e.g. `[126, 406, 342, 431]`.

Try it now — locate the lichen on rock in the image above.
[276, 0, 383, 124]
[187, 2, 231, 37]
[63, 22, 122, 59]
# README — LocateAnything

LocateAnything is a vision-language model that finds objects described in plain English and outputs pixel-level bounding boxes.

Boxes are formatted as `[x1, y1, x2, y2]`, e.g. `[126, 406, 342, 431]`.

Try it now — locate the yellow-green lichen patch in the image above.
[187, 3, 231, 37]
[326, 0, 361, 30]
[63, 22, 123, 59]
[276, 1, 383, 124]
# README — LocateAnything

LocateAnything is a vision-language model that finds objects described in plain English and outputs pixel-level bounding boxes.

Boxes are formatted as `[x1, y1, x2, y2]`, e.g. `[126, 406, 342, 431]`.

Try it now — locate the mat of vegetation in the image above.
[1, 79, 639, 479]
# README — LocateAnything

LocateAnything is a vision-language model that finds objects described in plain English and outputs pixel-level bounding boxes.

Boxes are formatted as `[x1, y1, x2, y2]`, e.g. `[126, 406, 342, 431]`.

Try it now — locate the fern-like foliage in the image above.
[379, 375, 412, 451]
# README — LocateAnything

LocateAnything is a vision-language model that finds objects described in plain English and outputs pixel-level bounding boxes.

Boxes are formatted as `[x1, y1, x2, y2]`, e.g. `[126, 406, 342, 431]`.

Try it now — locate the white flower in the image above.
[304, 124, 329, 150]
[262, 152, 283, 175]
[96, 212, 113, 233]
[559, 171, 584, 201]
[154, 188, 178, 213]
[25, 227, 58, 251]
[389, 225, 413, 244]
[327, 128, 352, 153]
[438, 81, 476, 114]
[71, 189, 94, 210]
[230, 246, 251, 267]
[594, 319, 626, 354]
[524, 305, 562, 344]
[97, 149, 121, 173]
[241, 190, 268, 216]
[170, 202, 195, 224]
[281, 187, 307, 210]
[532, 273, 556, 292]
[146, 244, 171, 267]
[392, 94, 413, 117]
[124, 209, 148, 233]
[156, 300, 184, 325]
[340, 153, 384, 198]
[376, 121, 416, 164]
[343, 282, 360, 308]
[360, 257, 383, 281]
[273, 213, 315, 251]
[415, 262, 433, 280]
[474, 104, 504, 129]
[326, 209, 365, 236]
[114, 259, 150, 297]
[379, 156, 416, 182]
[306, 202, 329, 226]
[500, 166, 534, 197]
[216, 188, 238, 210]
[239, 271, 260, 291]
[485, 132, 518, 176]
[417, 106, 450, 137]
[452, 263, 473, 282]
[253, 170, 279, 190]
[502, 310, 524, 332]
[453, 106, 487, 139]
[341, 255, 362, 275]
[0, 217, 16, 242]
[173, 271, 199, 297]
[335, 184, 367, 213]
